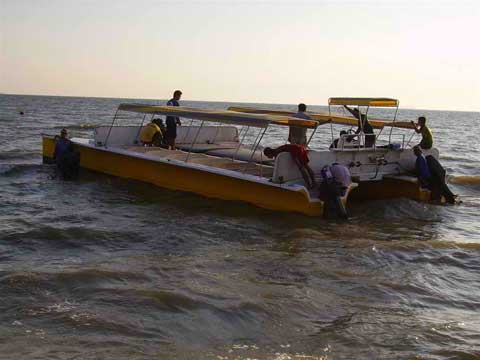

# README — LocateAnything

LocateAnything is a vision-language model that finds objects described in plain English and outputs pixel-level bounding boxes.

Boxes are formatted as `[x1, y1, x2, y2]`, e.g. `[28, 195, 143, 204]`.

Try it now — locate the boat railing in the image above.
[334, 132, 406, 152]
[102, 105, 276, 178]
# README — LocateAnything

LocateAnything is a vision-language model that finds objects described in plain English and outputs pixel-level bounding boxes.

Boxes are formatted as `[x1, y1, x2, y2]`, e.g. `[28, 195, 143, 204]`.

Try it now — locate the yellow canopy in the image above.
[227, 106, 414, 130]
[329, 98, 399, 107]
[118, 104, 319, 129]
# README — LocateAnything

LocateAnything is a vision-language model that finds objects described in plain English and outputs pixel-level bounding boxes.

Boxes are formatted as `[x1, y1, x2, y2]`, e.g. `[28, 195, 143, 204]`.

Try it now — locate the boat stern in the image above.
[42, 136, 56, 164]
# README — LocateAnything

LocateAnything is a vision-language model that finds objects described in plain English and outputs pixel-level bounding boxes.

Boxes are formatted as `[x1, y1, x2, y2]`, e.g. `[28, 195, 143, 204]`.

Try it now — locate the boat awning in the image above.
[118, 104, 319, 129]
[228, 106, 414, 130]
[328, 98, 399, 107]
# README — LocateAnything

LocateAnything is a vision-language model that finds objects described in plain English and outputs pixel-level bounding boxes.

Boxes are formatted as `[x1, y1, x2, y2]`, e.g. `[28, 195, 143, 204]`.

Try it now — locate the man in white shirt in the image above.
[330, 163, 351, 195]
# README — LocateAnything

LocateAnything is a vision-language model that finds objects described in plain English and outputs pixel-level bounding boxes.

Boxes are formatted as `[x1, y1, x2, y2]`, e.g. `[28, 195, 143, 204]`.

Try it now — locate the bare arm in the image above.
[410, 121, 421, 133]
[343, 105, 357, 118]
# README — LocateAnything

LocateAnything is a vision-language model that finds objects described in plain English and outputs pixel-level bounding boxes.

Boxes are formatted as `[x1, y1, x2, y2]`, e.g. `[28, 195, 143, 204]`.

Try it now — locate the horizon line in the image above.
[1, 92, 478, 114]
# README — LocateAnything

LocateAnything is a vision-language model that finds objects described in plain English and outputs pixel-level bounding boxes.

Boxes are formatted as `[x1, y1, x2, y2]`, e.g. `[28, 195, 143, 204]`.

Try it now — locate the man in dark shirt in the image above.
[165, 90, 182, 150]
[413, 145, 431, 189]
[53, 128, 80, 180]
[344, 105, 375, 147]
[413, 146, 456, 203]
[53, 128, 72, 160]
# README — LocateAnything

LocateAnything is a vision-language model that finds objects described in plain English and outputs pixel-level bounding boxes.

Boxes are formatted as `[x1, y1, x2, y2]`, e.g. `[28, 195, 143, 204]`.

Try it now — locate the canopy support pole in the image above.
[233, 126, 249, 161]
[104, 108, 120, 147]
[306, 124, 319, 147]
[388, 105, 400, 146]
[405, 132, 416, 148]
[181, 118, 195, 144]
[364, 106, 370, 149]
[185, 119, 204, 162]
[328, 102, 334, 145]
[212, 122, 221, 144]
[243, 126, 267, 173]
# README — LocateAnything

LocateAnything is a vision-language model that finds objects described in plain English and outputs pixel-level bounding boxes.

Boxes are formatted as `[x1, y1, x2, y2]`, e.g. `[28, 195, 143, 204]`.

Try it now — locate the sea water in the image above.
[0, 94, 479, 359]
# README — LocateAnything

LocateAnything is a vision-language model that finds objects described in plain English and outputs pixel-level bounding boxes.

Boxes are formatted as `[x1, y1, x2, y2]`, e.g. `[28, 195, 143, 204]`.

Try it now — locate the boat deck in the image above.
[122, 146, 274, 178]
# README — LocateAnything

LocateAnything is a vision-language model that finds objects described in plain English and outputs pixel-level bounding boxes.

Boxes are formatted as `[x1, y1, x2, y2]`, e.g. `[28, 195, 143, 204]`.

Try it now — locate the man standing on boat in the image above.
[343, 105, 375, 148]
[165, 90, 182, 150]
[289, 103, 310, 146]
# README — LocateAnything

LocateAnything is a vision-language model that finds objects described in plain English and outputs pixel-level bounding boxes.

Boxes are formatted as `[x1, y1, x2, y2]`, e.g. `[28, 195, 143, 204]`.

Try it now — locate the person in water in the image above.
[411, 116, 433, 150]
[165, 90, 182, 150]
[343, 105, 375, 147]
[413, 145, 432, 189]
[289, 103, 310, 146]
[53, 129, 80, 180]
[413, 145, 456, 203]
[317, 164, 350, 219]
[264, 144, 316, 189]
[53, 128, 72, 160]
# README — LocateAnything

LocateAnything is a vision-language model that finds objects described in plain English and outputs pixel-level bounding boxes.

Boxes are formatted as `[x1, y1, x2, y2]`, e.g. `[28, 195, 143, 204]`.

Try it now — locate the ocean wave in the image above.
[0, 163, 44, 176]
[53, 124, 98, 130]
[0, 269, 149, 292]
[0, 150, 41, 161]
[440, 154, 472, 162]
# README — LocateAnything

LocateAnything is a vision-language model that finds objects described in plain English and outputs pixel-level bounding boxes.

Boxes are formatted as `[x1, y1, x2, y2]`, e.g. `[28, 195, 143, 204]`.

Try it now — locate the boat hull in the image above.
[349, 177, 431, 202]
[43, 137, 326, 216]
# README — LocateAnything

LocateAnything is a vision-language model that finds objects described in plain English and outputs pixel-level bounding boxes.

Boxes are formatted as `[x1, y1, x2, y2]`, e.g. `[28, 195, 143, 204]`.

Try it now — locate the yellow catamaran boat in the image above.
[42, 98, 438, 217]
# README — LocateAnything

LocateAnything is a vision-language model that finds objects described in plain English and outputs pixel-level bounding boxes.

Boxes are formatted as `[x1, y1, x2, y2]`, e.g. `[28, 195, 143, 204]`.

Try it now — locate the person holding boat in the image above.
[288, 103, 310, 146]
[343, 105, 375, 147]
[413, 145, 456, 203]
[318, 164, 349, 219]
[264, 144, 316, 189]
[53, 128, 72, 160]
[165, 90, 182, 150]
[53, 128, 80, 180]
[411, 116, 433, 149]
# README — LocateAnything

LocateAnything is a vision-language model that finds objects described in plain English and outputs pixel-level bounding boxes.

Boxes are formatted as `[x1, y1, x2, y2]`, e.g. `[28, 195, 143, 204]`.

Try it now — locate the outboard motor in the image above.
[318, 165, 349, 219]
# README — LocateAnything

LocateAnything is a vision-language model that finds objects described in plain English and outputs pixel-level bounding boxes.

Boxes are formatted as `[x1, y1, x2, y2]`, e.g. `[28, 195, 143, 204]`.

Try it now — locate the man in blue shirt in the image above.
[53, 128, 80, 180]
[165, 90, 182, 150]
[53, 128, 72, 160]
[413, 145, 431, 189]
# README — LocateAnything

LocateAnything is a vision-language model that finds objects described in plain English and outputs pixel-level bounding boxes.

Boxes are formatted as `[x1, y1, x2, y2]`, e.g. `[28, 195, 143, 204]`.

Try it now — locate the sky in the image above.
[1, 0, 479, 111]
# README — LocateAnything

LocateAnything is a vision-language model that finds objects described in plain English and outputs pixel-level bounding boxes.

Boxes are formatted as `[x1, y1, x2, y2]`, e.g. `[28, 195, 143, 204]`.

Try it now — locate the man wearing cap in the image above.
[165, 90, 182, 150]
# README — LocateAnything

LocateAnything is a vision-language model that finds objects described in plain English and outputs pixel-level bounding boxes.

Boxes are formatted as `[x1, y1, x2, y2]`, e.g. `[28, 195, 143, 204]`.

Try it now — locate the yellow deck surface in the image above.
[123, 146, 274, 178]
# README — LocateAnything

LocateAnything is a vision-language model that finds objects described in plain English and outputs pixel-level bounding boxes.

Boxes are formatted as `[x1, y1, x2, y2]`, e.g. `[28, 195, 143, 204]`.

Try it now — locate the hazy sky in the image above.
[1, 0, 479, 110]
